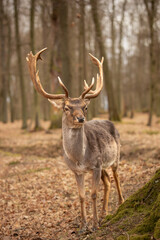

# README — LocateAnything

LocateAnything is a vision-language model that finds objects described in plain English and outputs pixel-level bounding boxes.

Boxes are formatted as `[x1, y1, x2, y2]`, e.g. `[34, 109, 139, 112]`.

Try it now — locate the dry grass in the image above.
[0, 113, 160, 240]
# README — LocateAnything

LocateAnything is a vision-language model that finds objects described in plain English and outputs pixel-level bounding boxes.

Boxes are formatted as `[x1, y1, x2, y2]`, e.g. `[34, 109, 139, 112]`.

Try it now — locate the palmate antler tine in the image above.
[81, 53, 104, 99]
[26, 48, 68, 100]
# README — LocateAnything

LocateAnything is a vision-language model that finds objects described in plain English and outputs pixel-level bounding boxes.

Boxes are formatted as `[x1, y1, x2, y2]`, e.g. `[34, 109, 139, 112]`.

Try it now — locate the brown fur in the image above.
[54, 98, 124, 230]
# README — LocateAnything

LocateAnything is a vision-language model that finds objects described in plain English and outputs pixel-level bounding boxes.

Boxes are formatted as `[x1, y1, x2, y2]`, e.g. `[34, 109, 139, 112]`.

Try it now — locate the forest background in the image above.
[1, 1, 160, 239]
[0, 0, 160, 129]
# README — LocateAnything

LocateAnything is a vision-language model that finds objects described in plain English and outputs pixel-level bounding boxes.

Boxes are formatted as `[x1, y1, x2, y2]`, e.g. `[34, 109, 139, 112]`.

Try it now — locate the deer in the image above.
[26, 48, 124, 231]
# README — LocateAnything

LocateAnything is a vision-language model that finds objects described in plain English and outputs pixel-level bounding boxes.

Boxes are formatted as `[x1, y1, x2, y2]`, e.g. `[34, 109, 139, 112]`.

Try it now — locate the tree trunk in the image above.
[78, 0, 86, 96]
[0, 0, 8, 123]
[110, 0, 116, 90]
[6, 16, 14, 122]
[58, 0, 72, 94]
[41, 2, 49, 121]
[90, 0, 120, 121]
[144, 0, 157, 126]
[30, 0, 41, 130]
[49, 0, 62, 129]
[14, 0, 27, 129]
[117, 0, 127, 116]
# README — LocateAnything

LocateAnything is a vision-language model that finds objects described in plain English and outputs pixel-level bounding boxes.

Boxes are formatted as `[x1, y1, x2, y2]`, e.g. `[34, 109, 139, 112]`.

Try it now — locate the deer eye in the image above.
[64, 106, 70, 111]
[84, 106, 88, 111]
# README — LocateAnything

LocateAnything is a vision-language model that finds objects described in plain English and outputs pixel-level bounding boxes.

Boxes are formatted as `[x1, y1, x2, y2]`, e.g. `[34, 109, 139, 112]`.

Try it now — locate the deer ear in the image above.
[84, 99, 90, 105]
[48, 99, 64, 110]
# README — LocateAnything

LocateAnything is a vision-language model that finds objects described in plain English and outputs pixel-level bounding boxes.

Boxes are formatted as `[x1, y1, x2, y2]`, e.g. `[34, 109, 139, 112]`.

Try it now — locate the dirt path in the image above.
[0, 114, 160, 240]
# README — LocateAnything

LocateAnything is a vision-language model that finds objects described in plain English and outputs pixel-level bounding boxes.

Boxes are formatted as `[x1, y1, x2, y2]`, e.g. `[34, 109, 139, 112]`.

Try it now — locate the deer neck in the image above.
[62, 115, 86, 164]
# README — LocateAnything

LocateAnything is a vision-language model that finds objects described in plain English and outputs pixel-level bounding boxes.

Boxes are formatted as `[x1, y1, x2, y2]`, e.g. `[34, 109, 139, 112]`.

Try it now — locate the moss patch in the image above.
[144, 130, 159, 135]
[8, 160, 21, 166]
[87, 169, 160, 239]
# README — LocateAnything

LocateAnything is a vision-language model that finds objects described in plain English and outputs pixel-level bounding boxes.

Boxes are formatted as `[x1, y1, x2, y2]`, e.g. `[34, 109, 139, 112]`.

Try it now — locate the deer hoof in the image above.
[119, 197, 124, 205]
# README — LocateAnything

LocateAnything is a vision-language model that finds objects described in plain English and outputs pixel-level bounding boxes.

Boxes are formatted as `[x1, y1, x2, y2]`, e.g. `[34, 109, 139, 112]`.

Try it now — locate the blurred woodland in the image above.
[0, 0, 160, 129]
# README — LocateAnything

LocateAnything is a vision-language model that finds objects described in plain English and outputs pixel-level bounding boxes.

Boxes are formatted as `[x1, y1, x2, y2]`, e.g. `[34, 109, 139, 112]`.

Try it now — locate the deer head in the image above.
[26, 48, 104, 128]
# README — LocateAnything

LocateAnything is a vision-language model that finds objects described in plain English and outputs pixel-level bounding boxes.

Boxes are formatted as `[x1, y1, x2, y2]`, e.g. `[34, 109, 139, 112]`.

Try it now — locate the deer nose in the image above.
[77, 117, 85, 123]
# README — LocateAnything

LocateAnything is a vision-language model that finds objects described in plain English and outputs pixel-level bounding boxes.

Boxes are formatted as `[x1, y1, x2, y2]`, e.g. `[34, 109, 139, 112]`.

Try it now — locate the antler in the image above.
[81, 53, 104, 99]
[26, 48, 69, 99]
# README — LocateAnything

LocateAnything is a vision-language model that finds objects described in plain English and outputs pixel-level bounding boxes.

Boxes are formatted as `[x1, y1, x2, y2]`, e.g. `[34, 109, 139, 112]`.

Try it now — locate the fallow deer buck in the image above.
[26, 48, 124, 230]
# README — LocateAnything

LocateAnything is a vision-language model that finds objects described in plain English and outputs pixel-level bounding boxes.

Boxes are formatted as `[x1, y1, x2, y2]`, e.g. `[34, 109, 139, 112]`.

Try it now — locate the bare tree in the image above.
[14, 0, 27, 128]
[78, 0, 87, 96]
[117, 0, 127, 116]
[30, 0, 41, 130]
[144, 0, 158, 126]
[90, 0, 120, 121]
[58, 0, 72, 94]
[6, 15, 14, 122]
[0, 0, 7, 123]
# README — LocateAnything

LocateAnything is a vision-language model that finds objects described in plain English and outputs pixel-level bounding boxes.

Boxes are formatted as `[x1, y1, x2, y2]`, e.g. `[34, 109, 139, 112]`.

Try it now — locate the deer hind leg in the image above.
[91, 167, 101, 230]
[75, 173, 87, 230]
[112, 166, 124, 205]
[101, 169, 111, 217]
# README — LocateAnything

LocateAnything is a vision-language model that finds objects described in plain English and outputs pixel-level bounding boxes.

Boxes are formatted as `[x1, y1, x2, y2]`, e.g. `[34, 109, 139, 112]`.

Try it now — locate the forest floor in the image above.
[0, 113, 160, 240]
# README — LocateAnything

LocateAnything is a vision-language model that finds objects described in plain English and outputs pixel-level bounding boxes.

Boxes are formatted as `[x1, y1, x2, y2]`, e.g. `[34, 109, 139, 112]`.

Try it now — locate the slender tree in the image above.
[110, 0, 116, 90]
[58, 0, 72, 94]
[78, 0, 86, 96]
[0, 0, 7, 123]
[30, 0, 41, 130]
[49, 0, 62, 129]
[117, 0, 127, 115]
[6, 16, 14, 122]
[90, 0, 120, 121]
[144, 0, 158, 126]
[14, 0, 27, 128]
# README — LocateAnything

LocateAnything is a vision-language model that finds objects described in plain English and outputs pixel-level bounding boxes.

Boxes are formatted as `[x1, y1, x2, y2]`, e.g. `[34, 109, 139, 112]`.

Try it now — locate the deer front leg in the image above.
[101, 169, 111, 217]
[91, 167, 101, 230]
[75, 173, 87, 231]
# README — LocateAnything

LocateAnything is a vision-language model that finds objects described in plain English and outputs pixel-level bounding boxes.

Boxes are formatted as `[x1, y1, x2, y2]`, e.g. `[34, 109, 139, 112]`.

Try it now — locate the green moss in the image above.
[110, 208, 134, 224]
[24, 167, 50, 174]
[8, 160, 21, 166]
[130, 234, 150, 240]
[132, 193, 160, 234]
[117, 234, 150, 240]
[0, 149, 20, 157]
[90, 169, 160, 239]
[144, 130, 159, 135]
[154, 218, 160, 238]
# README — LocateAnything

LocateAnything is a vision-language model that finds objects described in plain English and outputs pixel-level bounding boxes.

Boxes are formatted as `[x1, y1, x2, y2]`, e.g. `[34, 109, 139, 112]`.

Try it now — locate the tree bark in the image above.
[49, 0, 62, 129]
[14, 0, 27, 128]
[30, 0, 41, 130]
[0, 0, 8, 123]
[6, 16, 14, 122]
[117, 0, 127, 116]
[110, 0, 116, 90]
[78, 0, 86, 96]
[144, 0, 157, 126]
[90, 0, 120, 121]
[58, 0, 72, 94]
